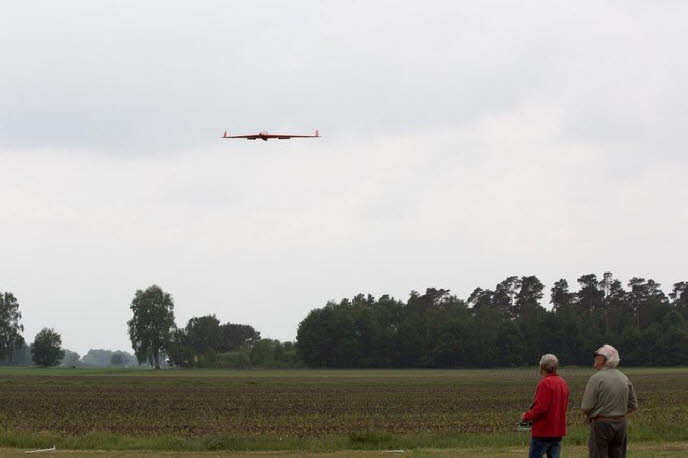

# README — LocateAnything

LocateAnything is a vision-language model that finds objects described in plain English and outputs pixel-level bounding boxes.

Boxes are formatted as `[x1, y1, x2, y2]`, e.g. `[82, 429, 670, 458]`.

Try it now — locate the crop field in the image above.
[0, 367, 687, 455]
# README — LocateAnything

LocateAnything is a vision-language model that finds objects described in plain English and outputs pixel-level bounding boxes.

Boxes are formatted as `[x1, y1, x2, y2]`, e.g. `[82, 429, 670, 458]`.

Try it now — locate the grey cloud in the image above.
[1, 1, 687, 353]
[8, 2, 685, 153]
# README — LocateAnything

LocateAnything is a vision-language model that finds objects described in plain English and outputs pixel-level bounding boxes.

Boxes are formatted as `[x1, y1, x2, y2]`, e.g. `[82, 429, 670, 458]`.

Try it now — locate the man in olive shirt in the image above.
[581, 344, 638, 458]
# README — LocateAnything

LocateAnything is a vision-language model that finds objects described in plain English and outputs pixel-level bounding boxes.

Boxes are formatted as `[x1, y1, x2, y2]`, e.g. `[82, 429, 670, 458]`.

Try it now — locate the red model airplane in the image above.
[222, 130, 320, 141]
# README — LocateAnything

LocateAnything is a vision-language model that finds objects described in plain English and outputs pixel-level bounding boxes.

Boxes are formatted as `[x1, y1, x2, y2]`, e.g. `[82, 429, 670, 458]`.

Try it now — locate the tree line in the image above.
[5, 344, 144, 368]
[126, 285, 299, 369]
[296, 273, 688, 367]
[1, 290, 142, 367]
[3, 273, 687, 368]
[1, 285, 298, 369]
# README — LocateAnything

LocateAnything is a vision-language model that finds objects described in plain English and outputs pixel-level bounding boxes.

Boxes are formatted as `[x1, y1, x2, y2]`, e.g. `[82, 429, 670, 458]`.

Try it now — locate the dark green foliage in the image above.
[296, 273, 688, 368]
[670, 282, 688, 320]
[167, 328, 195, 367]
[496, 321, 526, 366]
[110, 351, 127, 366]
[119, 274, 687, 370]
[0, 290, 24, 362]
[165, 313, 292, 368]
[127, 285, 176, 369]
[220, 323, 261, 351]
[215, 349, 252, 368]
[297, 293, 408, 368]
[186, 315, 224, 355]
[249, 339, 274, 366]
[31, 328, 65, 367]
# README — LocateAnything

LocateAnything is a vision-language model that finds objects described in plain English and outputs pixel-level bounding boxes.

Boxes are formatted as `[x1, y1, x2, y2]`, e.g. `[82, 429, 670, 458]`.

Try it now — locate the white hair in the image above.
[596, 344, 621, 368]
[539, 354, 559, 373]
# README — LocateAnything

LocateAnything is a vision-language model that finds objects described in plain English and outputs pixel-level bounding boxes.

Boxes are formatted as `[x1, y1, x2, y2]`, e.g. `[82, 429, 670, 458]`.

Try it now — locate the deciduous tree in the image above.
[0, 291, 24, 361]
[31, 328, 65, 367]
[127, 285, 175, 369]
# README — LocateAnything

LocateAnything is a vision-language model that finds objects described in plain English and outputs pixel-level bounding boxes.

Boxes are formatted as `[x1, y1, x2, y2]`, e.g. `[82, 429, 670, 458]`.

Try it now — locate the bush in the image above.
[215, 350, 251, 369]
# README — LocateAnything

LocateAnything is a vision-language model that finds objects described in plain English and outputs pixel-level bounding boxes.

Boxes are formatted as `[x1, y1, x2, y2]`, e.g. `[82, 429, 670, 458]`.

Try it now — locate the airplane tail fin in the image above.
[315, 129, 320, 137]
[223, 131, 228, 138]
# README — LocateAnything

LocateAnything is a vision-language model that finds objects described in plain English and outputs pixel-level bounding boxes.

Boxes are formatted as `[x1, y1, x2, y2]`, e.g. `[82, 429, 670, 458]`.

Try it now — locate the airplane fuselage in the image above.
[222, 129, 319, 141]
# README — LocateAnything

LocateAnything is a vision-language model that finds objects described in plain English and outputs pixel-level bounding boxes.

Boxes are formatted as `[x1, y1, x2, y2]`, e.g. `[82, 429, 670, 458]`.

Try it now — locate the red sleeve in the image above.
[523, 379, 552, 422]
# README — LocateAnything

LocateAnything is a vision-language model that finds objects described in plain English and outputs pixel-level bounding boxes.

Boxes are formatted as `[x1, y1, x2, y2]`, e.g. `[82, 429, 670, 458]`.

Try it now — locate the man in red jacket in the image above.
[521, 354, 570, 458]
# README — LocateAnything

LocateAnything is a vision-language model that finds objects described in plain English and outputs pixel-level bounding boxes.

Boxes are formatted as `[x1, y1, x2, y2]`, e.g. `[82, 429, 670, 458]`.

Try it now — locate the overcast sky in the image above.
[1, 1, 686, 355]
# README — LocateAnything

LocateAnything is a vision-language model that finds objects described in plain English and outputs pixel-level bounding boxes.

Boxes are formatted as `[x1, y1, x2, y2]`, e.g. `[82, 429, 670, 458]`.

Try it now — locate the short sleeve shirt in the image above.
[581, 368, 638, 417]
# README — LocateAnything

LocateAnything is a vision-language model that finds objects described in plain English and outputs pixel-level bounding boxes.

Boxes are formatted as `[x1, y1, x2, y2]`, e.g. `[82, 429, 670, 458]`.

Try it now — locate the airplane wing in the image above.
[222, 132, 259, 139]
[263, 130, 320, 139]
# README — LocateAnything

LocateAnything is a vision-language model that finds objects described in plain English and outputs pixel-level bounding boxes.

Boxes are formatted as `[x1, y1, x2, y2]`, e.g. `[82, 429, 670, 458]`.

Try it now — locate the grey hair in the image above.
[539, 354, 559, 373]
[596, 344, 621, 368]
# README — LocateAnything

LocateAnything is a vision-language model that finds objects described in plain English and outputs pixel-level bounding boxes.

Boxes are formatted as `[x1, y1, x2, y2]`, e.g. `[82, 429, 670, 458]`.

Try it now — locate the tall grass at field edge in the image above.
[1, 425, 683, 453]
[0, 430, 533, 452]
